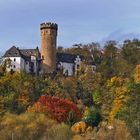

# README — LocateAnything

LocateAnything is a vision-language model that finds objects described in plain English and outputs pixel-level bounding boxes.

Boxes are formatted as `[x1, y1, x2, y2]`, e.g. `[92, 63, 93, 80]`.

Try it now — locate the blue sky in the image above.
[0, 0, 140, 52]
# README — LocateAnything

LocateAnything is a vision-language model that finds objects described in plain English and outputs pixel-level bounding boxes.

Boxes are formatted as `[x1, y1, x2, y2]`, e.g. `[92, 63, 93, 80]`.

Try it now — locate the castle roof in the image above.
[20, 47, 40, 61]
[3, 46, 94, 64]
[3, 46, 22, 57]
[3, 46, 40, 61]
[56, 52, 84, 63]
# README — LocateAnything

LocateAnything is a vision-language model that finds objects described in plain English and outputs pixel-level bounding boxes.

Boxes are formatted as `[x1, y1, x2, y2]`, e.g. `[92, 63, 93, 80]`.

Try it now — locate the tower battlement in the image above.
[40, 22, 58, 30]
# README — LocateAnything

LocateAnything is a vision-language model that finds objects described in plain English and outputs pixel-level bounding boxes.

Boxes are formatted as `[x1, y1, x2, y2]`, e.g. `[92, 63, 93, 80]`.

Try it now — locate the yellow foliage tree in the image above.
[108, 76, 129, 123]
[134, 64, 140, 83]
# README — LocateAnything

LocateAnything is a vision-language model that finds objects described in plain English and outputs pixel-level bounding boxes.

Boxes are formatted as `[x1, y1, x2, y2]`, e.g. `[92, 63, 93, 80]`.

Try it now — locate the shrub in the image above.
[71, 121, 87, 133]
[0, 113, 47, 140]
[0, 112, 74, 140]
[82, 107, 101, 127]
[43, 123, 73, 140]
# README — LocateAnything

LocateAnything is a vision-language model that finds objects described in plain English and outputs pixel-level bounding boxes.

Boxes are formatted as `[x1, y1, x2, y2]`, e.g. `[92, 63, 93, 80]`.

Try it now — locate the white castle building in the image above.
[2, 46, 41, 74]
[1, 22, 95, 76]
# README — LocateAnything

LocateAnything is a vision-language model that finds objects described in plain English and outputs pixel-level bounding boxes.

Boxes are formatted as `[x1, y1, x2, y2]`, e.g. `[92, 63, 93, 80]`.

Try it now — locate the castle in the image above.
[2, 22, 94, 76]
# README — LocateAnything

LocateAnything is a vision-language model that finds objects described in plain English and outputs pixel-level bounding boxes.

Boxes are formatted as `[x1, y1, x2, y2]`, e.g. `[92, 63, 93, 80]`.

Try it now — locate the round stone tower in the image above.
[40, 22, 58, 73]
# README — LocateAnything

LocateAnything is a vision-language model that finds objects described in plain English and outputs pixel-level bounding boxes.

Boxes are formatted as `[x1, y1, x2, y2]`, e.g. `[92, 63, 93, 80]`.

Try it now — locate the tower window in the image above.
[14, 58, 16, 62]
[14, 65, 16, 68]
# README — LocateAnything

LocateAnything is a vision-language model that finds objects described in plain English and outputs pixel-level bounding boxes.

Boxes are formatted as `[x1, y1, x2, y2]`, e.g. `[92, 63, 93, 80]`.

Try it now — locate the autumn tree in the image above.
[28, 95, 82, 124]
[104, 76, 129, 122]
[0, 72, 44, 114]
[118, 64, 140, 139]
[0, 58, 12, 77]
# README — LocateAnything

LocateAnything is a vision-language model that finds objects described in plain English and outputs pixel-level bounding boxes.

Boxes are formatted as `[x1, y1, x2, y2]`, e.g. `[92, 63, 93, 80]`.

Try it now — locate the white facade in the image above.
[24, 61, 30, 73]
[2, 56, 38, 74]
[57, 56, 83, 76]
[74, 55, 81, 71]
[60, 62, 74, 76]
[31, 55, 37, 73]
[3, 57, 24, 72]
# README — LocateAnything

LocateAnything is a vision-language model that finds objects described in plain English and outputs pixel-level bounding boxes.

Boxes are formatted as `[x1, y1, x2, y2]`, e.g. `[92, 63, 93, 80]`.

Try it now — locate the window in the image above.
[14, 65, 16, 68]
[14, 58, 16, 62]
[77, 64, 80, 69]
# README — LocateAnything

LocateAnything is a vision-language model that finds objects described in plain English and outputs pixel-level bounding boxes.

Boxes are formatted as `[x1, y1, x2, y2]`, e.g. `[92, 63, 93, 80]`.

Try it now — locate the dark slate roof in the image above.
[3, 46, 22, 57]
[4, 46, 94, 64]
[20, 48, 40, 57]
[3, 46, 40, 61]
[20, 47, 40, 61]
[56, 52, 84, 63]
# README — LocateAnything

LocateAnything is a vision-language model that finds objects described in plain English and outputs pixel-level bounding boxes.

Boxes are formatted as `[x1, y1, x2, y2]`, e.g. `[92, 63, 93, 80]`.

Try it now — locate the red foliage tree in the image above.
[29, 95, 82, 123]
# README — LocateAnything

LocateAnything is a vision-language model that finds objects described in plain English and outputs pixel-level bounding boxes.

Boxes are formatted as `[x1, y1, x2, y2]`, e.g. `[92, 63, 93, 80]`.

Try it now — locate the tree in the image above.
[82, 107, 101, 127]
[0, 58, 12, 77]
[121, 39, 140, 66]
[0, 72, 43, 114]
[98, 41, 118, 78]
[106, 76, 129, 122]
[27, 95, 82, 123]
[119, 82, 140, 140]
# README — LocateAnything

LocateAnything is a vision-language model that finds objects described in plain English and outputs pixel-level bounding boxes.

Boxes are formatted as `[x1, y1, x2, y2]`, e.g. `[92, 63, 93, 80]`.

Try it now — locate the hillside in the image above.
[0, 39, 140, 140]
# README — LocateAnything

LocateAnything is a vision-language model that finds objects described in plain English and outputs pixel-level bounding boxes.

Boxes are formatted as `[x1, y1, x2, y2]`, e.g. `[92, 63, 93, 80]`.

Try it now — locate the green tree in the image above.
[121, 39, 140, 66]
[0, 72, 43, 114]
[119, 82, 140, 140]
[98, 41, 118, 78]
